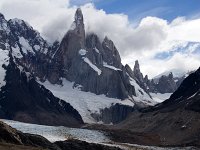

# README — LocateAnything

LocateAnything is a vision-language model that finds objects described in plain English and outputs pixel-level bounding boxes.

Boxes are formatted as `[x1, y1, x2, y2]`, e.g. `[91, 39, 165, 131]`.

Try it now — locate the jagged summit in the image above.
[0, 10, 155, 124]
[134, 60, 140, 70]
[69, 8, 85, 40]
[48, 9, 153, 102]
[0, 13, 5, 19]
[75, 8, 84, 25]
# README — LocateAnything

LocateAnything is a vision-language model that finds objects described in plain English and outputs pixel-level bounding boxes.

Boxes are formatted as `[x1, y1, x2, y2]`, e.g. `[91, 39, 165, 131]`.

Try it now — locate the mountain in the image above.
[112, 67, 200, 147]
[129, 60, 192, 102]
[0, 13, 83, 127]
[0, 9, 156, 125]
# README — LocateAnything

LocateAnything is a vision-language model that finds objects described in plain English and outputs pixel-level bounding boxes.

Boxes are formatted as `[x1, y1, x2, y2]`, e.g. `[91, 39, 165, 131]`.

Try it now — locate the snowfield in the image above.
[39, 79, 134, 123]
[150, 92, 172, 102]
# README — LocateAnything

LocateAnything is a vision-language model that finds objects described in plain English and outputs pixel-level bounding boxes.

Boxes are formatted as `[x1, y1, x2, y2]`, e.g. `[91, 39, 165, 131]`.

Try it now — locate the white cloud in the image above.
[0, 0, 200, 78]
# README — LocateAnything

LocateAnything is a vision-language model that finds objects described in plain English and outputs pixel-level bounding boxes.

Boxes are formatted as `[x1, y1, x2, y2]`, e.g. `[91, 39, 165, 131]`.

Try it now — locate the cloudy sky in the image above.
[0, 0, 200, 78]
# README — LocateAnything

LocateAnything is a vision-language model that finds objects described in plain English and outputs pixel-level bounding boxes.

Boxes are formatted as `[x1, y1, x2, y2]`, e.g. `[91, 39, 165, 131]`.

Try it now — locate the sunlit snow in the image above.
[39, 79, 134, 123]
[83, 57, 102, 75]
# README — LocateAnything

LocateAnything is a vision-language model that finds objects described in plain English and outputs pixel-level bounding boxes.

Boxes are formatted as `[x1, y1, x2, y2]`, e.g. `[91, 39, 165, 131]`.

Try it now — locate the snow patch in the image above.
[39, 79, 134, 123]
[83, 57, 101, 75]
[94, 47, 100, 53]
[150, 92, 172, 103]
[11, 45, 23, 59]
[129, 77, 156, 106]
[103, 62, 121, 71]
[34, 45, 40, 51]
[19, 37, 35, 55]
[187, 92, 198, 100]
[79, 49, 87, 56]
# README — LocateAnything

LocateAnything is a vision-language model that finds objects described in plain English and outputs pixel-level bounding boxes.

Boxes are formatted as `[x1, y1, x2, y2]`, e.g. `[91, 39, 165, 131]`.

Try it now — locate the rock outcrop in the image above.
[91, 104, 135, 124]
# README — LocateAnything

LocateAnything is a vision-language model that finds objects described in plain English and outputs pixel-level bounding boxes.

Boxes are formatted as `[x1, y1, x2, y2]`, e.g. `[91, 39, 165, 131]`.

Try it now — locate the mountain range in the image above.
[0, 8, 157, 125]
[0, 7, 200, 149]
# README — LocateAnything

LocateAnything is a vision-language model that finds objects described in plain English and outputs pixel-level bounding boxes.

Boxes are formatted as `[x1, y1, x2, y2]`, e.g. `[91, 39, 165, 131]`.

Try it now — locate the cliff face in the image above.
[48, 9, 136, 100]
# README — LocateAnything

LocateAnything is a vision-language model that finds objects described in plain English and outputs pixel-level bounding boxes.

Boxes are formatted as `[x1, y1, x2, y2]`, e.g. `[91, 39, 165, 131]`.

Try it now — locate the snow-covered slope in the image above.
[150, 92, 172, 103]
[39, 79, 134, 123]
[0, 49, 9, 88]
[129, 77, 157, 106]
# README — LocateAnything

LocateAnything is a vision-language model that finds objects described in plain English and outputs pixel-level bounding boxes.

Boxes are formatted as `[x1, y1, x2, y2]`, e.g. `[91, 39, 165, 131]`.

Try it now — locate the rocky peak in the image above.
[0, 13, 5, 20]
[102, 36, 121, 67]
[75, 8, 84, 26]
[70, 8, 85, 41]
[133, 60, 140, 73]
[0, 14, 10, 50]
[125, 64, 134, 78]
[0, 13, 9, 31]
[133, 60, 144, 82]
[168, 72, 173, 79]
[144, 75, 149, 82]
[86, 33, 102, 49]
[102, 36, 114, 50]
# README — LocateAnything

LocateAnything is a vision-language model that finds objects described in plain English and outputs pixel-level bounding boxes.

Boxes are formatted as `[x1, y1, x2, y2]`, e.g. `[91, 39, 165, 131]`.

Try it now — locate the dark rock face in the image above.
[0, 57, 83, 127]
[154, 73, 177, 93]
[132, 60, 150, 94]
[156, 67, 200, 112]
[91, 104, 135, 124]
[48, 9, 139, 100]
[113, 68, 200, 147]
